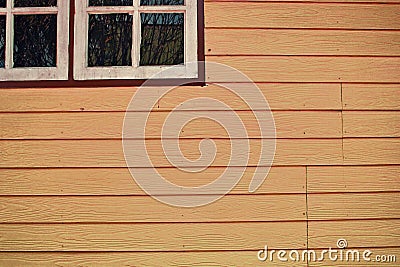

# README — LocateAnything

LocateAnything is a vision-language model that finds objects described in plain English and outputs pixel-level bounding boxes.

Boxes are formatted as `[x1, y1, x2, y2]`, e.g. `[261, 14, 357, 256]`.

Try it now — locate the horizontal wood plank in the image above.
[308, 219, 400, 248]
[0, 83, 342, 112]
[343, 84, 400, 110]
[206, 56, 400, 83]
[0, 195, 306, 223]
[205, 2, 400, 29]
[343, 111, 400, 137]
[0, 166, 306, 195]
[206, 29, 400, 56]
[343, 138, 400, 165]
[307, 166, 400, 193]
[0, 222, 307, 251]
[0, 251, 307, 267]
[0, 139, 343, 167]
[308, 193, 400, 220]
[0, 111, 343, 139]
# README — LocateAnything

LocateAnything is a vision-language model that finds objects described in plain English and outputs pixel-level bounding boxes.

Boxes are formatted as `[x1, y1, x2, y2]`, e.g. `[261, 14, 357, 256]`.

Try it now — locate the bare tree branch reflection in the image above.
[88, 13, 133, 66]
[13, 14, 57, 67]
[14, 0, 56, 7]
[141, 0, 183, 5]
[0, 16, 5, 67]
[140, 13, 184, 65]
[89, 0, 133, 6]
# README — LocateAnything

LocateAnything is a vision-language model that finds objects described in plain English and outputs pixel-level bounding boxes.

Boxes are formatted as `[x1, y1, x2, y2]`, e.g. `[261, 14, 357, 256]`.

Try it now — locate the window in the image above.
[0, 0, 70, 81]
[0, 0, 201, 82]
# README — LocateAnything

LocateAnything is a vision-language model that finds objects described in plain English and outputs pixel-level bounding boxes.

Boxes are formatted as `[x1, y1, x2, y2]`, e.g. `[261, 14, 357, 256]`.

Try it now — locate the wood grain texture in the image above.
[205, 2, 400, 29]
[0, 251, 307, 267]
[0, 195, 306, 223]
[343, 84, 400, 110]
[0, 166, 306, 195]
[343, 138, 400, 165]
[307, 166, 400, 193]
[0, 111, 342, 139]
[308, 220, 400, 248]
[206, 29, 400, 56]
[0, 83, 342, 112]
[206, 56, 400, 83]
[309, 248, 400, 266]
[1, 0, 399, 261]
[0, 222, 307, 251]
[0, 4, 397, 267]
[308, 193, 400, 220]
[0, 139, 343, 167]
[343, 111, 400, 137]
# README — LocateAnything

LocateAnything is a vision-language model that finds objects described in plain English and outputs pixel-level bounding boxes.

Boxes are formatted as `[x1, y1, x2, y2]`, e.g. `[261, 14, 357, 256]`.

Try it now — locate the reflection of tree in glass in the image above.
[0, 16, 5, 68]
[88, 14, 133, 67]
[141, 0, 183, 5]
[89, 0, 133, 6]
[140, 13, 184, 66]
[13, 15, 57, 67]
[0, 0, 5, 8]
[14, 0, 56, 7]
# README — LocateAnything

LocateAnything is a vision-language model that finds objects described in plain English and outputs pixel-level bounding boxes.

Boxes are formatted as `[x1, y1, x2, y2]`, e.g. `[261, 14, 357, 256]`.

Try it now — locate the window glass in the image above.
[140, 13, 184, 66]
[89, 0, 133, 6]
[0, 0, 5, 8]
[88, 13, 133, 67]
[14, 0, 57, 7]
[141, 0, 184, 5]
[0, 16, 5, 68]
[13, 14, 57, 67]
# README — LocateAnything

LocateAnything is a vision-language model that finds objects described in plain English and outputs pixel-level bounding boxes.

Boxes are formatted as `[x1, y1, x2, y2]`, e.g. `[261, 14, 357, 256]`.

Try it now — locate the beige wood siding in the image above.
[0, 0, 399, 266]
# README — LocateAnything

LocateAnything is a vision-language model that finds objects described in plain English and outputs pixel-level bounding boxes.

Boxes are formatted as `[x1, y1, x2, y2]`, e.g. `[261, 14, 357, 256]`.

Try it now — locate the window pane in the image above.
[14, 0, 57, 7]
[88, 14, 133, 67]
[89, 0, 132, 6]
[0, 0, 5, 7]
[13, 14, 57, 67]
[141, 0, 183, 5]
[0, 16, 5, 68]
[140, 13, 184, 66]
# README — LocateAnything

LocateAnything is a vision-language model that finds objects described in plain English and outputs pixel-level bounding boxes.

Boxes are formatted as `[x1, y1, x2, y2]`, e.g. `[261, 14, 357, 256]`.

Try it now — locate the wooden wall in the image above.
[0, 0, 399, 266]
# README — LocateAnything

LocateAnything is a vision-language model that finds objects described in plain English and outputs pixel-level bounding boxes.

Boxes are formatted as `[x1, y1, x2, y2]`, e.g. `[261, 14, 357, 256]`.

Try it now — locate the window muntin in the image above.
[0, 0, 70, 81]
[74, 0, 198, 80]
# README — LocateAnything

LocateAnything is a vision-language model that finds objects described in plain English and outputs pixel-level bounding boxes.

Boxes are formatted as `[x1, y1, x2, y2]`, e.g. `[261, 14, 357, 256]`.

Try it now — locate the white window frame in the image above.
[74, 0, 198, 80]
[0, 0, 70, 81]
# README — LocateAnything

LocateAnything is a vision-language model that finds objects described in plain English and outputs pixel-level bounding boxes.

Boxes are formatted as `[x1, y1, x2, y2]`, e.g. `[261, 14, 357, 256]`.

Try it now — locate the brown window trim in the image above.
[0, 0, 205, 88]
